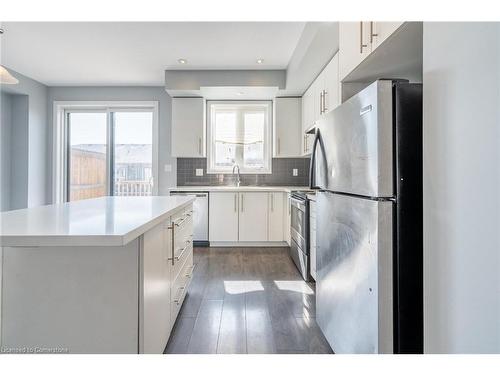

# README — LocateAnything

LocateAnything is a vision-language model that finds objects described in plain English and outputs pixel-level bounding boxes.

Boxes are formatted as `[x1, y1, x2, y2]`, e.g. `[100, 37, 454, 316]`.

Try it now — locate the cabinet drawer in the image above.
[173, 218, 193, 253]
[172, 239, 192, 281]
[171, 253, 194, 322]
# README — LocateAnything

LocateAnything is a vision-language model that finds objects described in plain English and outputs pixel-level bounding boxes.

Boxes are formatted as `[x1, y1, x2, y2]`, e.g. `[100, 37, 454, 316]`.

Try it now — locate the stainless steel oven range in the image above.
[289, 191, 311, 281]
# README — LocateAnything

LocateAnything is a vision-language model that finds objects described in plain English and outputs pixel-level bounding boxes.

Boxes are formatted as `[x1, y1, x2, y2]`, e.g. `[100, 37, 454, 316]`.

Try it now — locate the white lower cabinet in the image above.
[142, 221, 172, 354]
[268, 192, 285, 242]
[208, 191, 287, 243]
[239, 192, 268, 242]
[141, 204, 194, 353]
[209, 192, 239, 241]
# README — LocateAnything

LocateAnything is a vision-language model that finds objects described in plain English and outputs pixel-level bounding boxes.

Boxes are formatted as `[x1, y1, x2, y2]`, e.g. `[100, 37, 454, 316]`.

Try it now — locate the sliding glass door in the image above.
[67, 112, 108, 202]
[112, 111, 153, 196]
[66, 108, 154, 202]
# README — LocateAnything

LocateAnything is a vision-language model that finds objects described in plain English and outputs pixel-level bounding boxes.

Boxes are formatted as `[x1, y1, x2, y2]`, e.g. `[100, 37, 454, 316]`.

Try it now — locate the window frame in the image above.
[53, 101, 159, 203]
[206, 100, 273, 174]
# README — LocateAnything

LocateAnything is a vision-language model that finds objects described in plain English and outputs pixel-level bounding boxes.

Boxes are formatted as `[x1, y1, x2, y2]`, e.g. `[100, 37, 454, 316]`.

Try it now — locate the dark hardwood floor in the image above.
[164, 247, 333, 354]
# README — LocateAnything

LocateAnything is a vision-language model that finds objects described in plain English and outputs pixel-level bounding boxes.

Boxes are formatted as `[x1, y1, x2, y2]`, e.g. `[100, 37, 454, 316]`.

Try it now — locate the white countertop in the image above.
[169, 186, 311, 193]
[0, 196, 194, 247]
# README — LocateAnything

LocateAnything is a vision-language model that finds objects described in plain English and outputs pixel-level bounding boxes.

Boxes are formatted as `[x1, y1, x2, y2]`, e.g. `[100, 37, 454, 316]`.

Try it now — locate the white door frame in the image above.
[52, 101, 159, 204]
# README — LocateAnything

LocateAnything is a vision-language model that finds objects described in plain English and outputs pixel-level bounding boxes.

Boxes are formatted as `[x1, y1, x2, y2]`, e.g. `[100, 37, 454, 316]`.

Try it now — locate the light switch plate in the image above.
[195, 168, 204, 176]
[293, 168, 298, 176]
[164, 164, 172, 172]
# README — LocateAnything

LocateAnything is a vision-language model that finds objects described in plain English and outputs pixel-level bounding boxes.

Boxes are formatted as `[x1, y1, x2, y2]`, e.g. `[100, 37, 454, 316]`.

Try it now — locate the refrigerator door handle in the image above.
[309, 128, 321, 189]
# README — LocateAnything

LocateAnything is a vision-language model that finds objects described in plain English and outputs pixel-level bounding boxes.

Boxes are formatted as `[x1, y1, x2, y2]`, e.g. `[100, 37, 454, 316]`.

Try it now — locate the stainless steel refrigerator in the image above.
[310, 79, 423, 354]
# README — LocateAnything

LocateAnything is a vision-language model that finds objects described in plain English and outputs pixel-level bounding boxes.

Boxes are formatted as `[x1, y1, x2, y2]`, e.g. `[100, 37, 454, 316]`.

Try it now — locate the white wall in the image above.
[423, 22, 500, 353]
[47, 87, 176, 196]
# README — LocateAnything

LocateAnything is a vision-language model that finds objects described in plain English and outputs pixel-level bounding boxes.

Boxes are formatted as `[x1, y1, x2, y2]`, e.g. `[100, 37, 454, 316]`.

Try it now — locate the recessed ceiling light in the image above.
[256, 59, 264, 64]
[178, 58, 187, 64]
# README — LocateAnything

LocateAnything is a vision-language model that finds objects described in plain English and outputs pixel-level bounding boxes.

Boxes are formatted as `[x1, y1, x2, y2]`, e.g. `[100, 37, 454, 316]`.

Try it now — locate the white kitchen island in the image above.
[0, 196, 195, 354]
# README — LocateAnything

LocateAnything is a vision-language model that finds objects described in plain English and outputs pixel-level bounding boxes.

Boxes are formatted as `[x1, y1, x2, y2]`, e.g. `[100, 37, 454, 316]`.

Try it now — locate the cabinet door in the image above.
[311, 78, 323, 124]
[171, 97, 205, 157]
[268, 192, 285, 242]
[274, 97, 302, 157]
[339, 22, 372, 81]
[301, 89, 309, 156]
[142, 221, 171, 353]
[209, 192, 239, 242]
[322, 53, 340, 114]
[371, 22, 403, 50]
[239, 192, 268, 242]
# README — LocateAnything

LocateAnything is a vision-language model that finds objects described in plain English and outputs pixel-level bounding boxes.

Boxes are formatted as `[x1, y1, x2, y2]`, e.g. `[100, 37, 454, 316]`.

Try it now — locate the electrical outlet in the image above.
[164, 164, 172, 172]
[195, 168, 204, 176]
[293, 168, 298, 176]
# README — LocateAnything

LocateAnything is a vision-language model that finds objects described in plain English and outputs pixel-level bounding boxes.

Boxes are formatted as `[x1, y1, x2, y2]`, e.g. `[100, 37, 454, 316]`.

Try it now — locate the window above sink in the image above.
[206, 101, 272, 174]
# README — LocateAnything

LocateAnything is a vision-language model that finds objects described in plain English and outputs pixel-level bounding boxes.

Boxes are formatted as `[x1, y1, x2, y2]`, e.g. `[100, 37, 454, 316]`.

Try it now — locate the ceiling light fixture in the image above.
[0, 28, 19, 85]
[256, 59, 264, 64]
[236, 92, 244, 96]
[178, 58, 187, 65]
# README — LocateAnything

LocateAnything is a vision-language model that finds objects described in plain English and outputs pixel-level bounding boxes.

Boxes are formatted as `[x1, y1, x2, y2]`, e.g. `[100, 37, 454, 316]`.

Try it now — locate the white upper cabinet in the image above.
[371, 22, 404, 49]
[339, 21, 404, 81]
[239, 192, 268, 242]
[171, 97, 206, 157]
[301, 52, 341, 156]
[321, 53, 341, 115]
[274, 97, 302, 158]
[310, 78, 323, 125]
[268, 192, 285, 242]
[301, 86, 314, 156]
[339, 22, 372, 81]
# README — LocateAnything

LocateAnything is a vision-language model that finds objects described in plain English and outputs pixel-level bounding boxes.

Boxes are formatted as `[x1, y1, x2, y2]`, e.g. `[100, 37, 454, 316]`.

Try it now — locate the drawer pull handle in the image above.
[185, 265, 195, 278]
[173, 286, 185, 304]
[170, 242, 190, 262]
[174, 217, 187, 227]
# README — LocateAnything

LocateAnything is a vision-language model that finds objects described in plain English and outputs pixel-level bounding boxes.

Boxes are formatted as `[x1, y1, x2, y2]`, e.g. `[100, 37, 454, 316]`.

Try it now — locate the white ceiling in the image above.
[0, 22, 306, 86]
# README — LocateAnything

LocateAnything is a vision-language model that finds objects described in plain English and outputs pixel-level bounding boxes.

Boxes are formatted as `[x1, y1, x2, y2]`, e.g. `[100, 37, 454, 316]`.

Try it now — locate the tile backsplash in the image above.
[177, 158, 310, 187]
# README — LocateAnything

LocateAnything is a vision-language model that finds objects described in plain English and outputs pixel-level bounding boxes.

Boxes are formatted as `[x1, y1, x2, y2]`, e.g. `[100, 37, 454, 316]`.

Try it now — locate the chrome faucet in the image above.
[232, 164, 241, 187]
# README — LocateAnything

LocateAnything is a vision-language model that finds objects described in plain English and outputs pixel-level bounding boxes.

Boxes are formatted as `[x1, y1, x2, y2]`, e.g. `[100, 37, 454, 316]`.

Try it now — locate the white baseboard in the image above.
[208, 241, 289, 247]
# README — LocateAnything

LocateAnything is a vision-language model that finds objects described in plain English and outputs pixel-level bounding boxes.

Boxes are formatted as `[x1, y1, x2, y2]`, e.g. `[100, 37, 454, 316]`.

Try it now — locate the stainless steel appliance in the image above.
[169, 191, 209, 246]
[289, 192, 311, 281]
[310, 80, 423, 354]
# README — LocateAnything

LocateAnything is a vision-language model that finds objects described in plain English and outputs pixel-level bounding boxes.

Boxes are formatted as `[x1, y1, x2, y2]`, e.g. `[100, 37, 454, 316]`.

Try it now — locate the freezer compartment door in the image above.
[316, 192, 393, 353]
[313, 80, 394, 197]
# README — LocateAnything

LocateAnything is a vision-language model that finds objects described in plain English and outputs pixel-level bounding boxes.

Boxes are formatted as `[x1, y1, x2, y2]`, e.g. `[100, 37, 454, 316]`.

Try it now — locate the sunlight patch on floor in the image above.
[273, 280, 314, 295]
[223, 280, 264, 294]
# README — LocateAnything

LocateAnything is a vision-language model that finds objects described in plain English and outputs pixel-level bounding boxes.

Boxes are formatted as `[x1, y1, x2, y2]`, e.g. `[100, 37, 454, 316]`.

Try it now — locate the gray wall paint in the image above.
[47, 87, 176, 196]
[10, 95, 29, 210]
[1, 69, 48, 209]
[1, 93, 12, 211]
[423, 22, 500, 353]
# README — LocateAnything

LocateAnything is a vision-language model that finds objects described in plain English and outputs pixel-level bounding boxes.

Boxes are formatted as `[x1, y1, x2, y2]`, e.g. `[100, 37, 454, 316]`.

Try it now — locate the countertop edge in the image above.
[0, 197, 195, 248]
